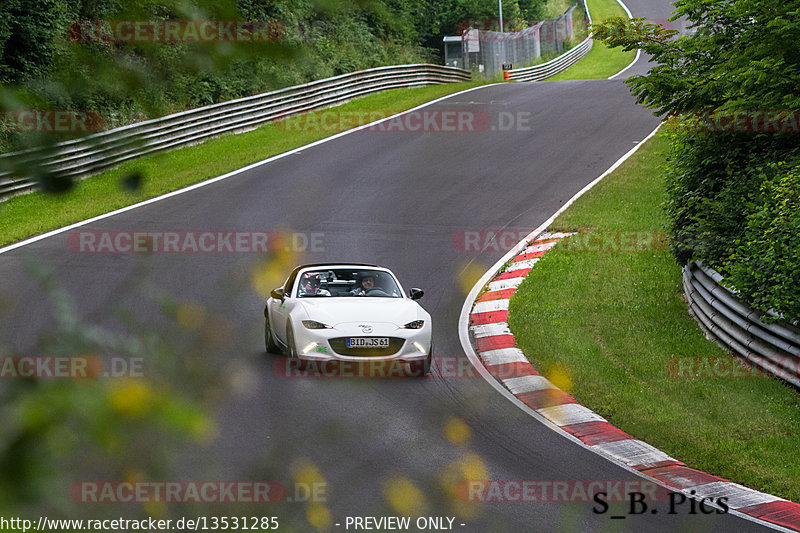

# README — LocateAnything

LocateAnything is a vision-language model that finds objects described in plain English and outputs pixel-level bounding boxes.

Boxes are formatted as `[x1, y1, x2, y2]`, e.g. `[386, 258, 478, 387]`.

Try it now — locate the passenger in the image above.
[299, 274, 331, 296]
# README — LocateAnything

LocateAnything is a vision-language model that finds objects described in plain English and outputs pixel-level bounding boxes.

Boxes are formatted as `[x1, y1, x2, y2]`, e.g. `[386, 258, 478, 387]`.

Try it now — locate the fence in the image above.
[0, 64, 471, 200]
[451, 2, 586, 78]
[683, 261, 800, 387]
[503, 0, 592, 81]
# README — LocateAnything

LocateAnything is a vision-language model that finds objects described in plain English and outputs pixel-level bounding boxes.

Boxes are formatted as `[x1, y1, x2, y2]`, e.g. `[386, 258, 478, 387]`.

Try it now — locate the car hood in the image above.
[297, 298, 425, 327]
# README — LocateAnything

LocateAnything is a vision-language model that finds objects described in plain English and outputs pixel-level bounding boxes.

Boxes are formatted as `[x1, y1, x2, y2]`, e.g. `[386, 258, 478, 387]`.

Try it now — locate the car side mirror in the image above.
[410, 288, 424, 300]
[271, 287, 285, 300]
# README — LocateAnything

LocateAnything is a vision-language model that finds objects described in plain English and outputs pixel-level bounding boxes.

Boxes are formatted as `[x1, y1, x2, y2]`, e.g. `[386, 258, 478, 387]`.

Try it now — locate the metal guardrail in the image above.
[503, 0, 592, 82]
[0, 64, 470, 199]
[683, 261, 800, 387]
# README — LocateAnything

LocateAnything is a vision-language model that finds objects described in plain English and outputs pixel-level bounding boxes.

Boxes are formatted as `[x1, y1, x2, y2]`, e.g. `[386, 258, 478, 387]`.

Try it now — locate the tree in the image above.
[594, 0, 800, 320]
[593, 0, 800, 115]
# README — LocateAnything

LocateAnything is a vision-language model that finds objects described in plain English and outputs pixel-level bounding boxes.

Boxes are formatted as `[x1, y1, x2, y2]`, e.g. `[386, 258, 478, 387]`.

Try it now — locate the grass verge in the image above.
[0, 80, 489, 247]
[546, 0, 637, 80]
[508, 132, 800, 502]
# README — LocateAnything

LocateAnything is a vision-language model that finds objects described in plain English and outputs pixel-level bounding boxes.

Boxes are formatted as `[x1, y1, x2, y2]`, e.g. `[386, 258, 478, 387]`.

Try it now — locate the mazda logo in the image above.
[360, 324, 373, 333]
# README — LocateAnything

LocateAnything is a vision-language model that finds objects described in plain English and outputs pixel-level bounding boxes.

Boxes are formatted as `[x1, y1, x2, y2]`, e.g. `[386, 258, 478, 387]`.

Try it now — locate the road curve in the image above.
[0, 1, 775, 530]
[1, 75, 774, 531]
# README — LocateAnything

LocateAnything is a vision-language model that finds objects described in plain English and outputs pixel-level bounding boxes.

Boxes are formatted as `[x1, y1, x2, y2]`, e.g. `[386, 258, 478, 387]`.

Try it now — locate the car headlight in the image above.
[302, 320, 331, 329]
[403, 320, 425, 329]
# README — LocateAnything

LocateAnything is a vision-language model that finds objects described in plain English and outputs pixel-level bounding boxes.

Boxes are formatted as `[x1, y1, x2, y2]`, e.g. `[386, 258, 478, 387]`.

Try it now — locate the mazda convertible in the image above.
[264, 263, 433, 375]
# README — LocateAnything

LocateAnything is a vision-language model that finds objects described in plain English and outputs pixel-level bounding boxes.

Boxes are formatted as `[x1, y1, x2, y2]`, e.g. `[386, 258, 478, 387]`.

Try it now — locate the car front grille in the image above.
[329, 337, 405, 357]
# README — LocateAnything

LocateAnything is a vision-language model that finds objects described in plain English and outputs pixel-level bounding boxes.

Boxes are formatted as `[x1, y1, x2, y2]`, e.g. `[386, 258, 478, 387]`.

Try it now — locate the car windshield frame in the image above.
[293, 267, 404, 299]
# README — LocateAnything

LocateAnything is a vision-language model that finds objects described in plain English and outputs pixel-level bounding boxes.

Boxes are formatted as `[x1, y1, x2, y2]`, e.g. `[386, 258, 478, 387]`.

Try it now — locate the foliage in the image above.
[593, 4, 800, 115]
[0, 0, 438, 154]
[0, 260, 216, 511]
[413, 0, 545, 50]
[725, 160, 800, 320]
[0, 0, 567, 156]
[593, 0, 800, 320]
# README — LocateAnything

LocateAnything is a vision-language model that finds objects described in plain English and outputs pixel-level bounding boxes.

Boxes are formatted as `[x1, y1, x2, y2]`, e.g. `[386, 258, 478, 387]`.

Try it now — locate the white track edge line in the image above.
[607, 0, 643, 80]
[0, 83, 495, 256]
[457, 123, 794, 532]
[608, 49, 642, 80]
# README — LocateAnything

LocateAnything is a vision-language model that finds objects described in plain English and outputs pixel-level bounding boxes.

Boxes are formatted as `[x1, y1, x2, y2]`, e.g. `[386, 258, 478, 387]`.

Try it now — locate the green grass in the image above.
[547, 0, 637, 80]
[540, 0, 589, 41]
[0, 81, 489, 247]
[508, 132, 800, 502]
[541, 0, 577, 17]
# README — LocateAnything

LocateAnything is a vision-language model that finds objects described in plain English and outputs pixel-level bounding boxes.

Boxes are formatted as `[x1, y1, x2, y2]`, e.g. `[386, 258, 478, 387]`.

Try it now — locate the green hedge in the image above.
[663, 128, 800, 321]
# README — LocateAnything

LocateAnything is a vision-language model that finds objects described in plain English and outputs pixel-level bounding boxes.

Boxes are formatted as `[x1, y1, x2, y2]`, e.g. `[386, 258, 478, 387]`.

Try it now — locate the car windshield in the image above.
[296, 268, 402, 298]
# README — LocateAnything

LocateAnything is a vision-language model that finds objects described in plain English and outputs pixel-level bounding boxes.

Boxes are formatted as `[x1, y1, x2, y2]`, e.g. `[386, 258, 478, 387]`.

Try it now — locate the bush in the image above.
[725, 161, 800, 320]
[662, 126, 800, 320]
[594, 0, 800, 322]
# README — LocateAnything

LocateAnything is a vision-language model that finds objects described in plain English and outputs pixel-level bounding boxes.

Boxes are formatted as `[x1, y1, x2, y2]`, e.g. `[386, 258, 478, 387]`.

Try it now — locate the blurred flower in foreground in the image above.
[457, 261, 487, 296]
[545, 363, 573, 393]
[383, 476, 426, 516]
[438, 452, 487, 520]
[109, 379, 153, 418]
[251, 246, 298, 298]
[306, 502, 333, 531]
[443, 417, 471, 446]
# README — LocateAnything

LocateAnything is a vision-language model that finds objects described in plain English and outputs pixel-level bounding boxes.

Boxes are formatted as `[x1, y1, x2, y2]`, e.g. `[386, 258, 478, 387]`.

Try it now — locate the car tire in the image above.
[265, 310, 280, 354]
[408, 347, 432, 377]
[286, 324, 308, 371]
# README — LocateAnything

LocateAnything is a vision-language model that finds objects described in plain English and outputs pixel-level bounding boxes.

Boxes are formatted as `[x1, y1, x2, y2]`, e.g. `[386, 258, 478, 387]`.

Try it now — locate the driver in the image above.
[299, 273, 330, 296]
[350, 273, 376, 296]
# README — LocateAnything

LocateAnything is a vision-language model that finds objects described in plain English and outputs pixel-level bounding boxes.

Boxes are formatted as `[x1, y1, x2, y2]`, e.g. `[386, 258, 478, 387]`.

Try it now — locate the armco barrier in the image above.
[504, 0, 592, 82]
[0, 64, 470, 199]
[683, 261, 800, 388]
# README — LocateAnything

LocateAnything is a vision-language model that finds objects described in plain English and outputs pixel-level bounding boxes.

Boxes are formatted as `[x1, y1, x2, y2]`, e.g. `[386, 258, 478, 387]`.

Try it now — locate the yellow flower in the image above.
[546, 363, 573, 392]
[443, 417, 471, 446]
[306, 503, 332, 530]
[109, 379, 153, 418]
[383, 476, 426, 516]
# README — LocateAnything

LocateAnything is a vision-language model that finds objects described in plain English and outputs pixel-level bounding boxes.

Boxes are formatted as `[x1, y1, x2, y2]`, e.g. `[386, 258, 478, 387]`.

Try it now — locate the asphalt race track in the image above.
[0, 2, 776, 532]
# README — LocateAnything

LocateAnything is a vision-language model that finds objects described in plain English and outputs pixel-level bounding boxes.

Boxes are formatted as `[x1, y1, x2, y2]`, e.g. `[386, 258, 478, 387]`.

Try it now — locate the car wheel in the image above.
[408, 348, 432, 377]
[264, 310, 280, 354]
[286, 324, 307, 370]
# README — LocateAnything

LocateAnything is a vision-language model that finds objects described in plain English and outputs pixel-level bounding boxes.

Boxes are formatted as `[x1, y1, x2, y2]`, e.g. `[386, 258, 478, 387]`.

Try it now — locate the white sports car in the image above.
[264, 263, 433, 375]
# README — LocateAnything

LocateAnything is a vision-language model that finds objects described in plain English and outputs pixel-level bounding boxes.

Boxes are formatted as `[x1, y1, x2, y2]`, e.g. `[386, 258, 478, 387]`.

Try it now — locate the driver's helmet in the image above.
[300, 273, 322, 294]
